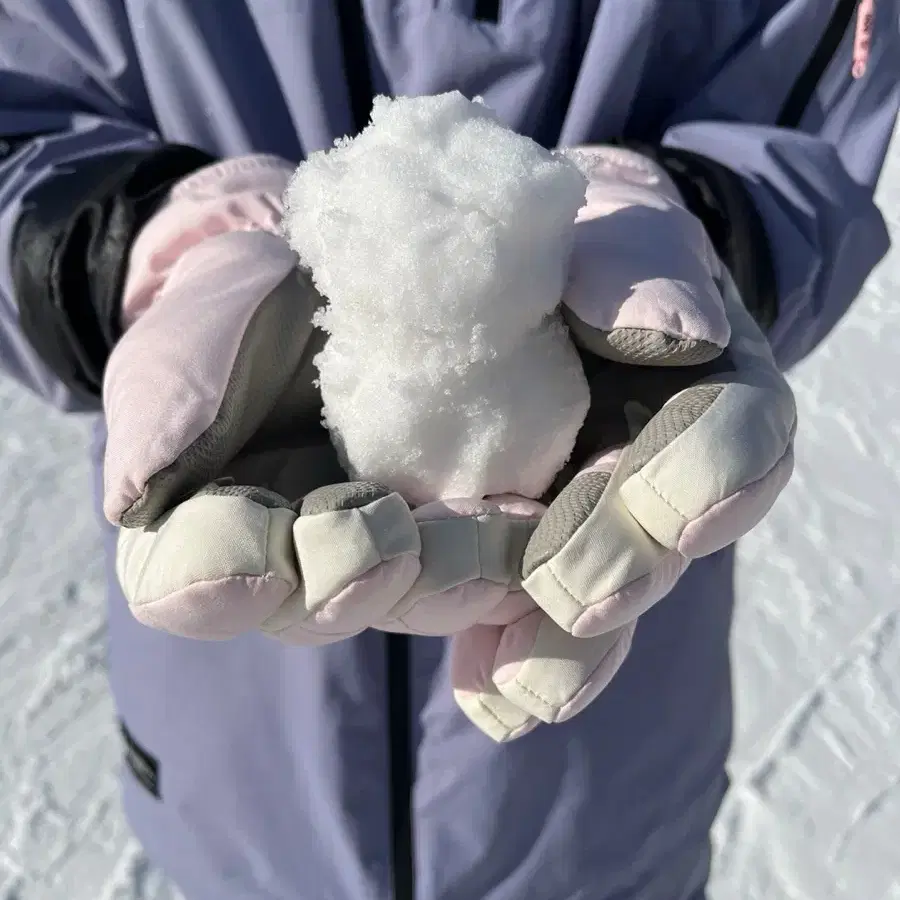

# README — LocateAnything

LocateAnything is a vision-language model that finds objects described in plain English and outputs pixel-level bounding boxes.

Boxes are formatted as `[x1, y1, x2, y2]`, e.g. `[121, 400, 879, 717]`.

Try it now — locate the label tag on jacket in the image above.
[120, 720, 161, 799]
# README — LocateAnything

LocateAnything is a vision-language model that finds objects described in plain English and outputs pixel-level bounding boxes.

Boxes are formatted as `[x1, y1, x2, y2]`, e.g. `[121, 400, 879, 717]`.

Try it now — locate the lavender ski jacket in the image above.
[1, 3, 898, 899]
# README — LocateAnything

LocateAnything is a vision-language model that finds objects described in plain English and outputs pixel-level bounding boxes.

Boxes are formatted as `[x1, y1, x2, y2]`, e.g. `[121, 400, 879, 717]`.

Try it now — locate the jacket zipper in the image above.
[777, 0, 863, 127]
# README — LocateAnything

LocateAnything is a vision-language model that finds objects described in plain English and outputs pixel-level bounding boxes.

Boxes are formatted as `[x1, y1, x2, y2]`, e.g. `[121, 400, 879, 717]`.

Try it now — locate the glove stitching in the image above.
[634, 469, 690, 521]
[549, 626, 634, 721]
[535, 525, 659, 623]
[473, 694, 524, 735]
[510, 625, 631, 720]
[543, 557, 591, 620]
[509, 676, 556, 717]
[632, 383, 734, 520]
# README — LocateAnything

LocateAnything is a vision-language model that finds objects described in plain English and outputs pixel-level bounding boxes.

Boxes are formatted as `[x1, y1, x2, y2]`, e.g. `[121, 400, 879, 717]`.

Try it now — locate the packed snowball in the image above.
[283, 92, 591, 504]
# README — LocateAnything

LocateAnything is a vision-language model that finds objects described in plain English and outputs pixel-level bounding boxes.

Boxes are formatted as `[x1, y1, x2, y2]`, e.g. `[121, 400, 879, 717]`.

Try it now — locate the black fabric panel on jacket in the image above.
[777, 0, 860, 128]
[473, 0, 501, 22]
[1, 133, 49, 162]
[11, 144, 216, 404]
[624, 143, 780, 333]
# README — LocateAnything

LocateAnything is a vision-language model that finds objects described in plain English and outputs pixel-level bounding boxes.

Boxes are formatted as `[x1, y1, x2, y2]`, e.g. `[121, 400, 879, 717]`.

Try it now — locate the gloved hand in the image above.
[103, 155, 424, 643]
[103, 147, 796, 747]
[447, 146, 798, 741]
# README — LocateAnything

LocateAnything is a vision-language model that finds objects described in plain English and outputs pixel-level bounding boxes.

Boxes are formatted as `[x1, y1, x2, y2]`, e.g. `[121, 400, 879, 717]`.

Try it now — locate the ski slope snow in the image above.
[1, 127, 898, 899]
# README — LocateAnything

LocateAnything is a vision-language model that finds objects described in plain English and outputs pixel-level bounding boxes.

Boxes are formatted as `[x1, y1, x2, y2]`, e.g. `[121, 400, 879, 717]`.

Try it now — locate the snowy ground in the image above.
[1, 131, 898, 900]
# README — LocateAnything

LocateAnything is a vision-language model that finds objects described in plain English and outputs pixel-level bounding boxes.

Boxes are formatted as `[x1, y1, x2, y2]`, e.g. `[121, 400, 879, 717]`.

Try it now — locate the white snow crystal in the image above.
[283, 91, 591, 504]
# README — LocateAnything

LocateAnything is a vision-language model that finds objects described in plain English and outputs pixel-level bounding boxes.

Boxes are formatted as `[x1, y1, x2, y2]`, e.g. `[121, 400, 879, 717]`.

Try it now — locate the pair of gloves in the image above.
[102, 147, 797, 742]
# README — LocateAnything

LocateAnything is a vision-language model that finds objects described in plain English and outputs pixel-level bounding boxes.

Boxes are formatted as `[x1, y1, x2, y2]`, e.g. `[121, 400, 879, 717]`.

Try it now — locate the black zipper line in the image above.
[777, 0, 861, 128]
[386, 633, 414, 900]
[335, 0, 377, 135]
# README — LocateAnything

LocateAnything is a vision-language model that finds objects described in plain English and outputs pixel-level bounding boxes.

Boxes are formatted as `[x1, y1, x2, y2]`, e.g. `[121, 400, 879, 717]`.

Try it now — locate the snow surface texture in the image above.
[0, 126, 898, 899]
[283, 92, 590, 504]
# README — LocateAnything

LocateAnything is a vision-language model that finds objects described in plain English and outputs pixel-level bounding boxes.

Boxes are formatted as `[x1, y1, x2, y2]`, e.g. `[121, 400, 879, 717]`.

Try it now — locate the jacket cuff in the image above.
[620, 142, 779, 333]
[11, 144, 217, 402]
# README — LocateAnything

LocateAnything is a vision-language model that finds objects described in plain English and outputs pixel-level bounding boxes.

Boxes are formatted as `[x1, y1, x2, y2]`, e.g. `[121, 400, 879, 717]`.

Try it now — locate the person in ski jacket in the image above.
[1, 3, 897, 899]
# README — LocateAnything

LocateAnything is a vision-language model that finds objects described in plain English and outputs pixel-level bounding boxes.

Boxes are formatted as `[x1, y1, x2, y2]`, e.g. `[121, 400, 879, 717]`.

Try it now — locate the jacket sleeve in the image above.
[0, 8, 214, 412]
[643, 5, 900, 370]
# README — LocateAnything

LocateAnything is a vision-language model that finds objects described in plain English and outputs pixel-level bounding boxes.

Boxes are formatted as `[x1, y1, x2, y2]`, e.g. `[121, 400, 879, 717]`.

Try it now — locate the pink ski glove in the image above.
[103, 156, 423, 643]
[450, 147, 798, 741]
